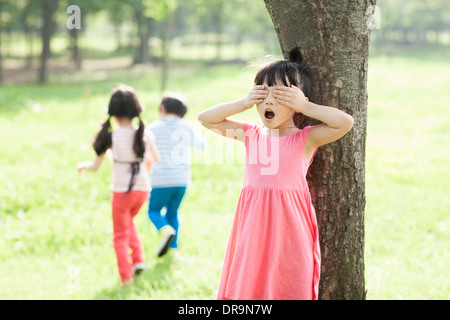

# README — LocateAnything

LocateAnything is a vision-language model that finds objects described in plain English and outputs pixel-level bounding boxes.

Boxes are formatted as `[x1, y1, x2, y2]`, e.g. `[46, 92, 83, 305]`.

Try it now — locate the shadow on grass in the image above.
[93, 252, 178, 300]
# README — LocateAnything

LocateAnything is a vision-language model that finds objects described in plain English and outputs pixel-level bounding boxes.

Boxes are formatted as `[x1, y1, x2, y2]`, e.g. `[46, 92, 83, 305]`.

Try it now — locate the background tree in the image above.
[0, 0, 24, 83]
[125, 0, 155, 65]
[38, 0, 59, 83]
[264, 0, 377, 299]
[63, 0, 103, 70]
[19, 0, 41, 68]
[145, 0, 178, 91]
[0, 0, 445, 85]
[106, 1, 133, 52]
[372, 0, 449, 46]
[191, 0, 228, 61]
[223, 0, 280, 59]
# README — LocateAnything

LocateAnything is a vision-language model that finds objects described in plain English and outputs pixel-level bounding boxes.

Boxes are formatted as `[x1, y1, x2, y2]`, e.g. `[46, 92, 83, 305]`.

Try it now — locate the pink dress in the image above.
[217, 123, 321, 300]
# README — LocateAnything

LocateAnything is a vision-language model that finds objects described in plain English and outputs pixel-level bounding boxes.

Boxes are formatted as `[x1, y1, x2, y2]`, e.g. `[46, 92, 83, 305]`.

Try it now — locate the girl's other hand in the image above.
[76, 161, 89, 177]
[273, 85, 309, 113]
[244, 85, 268, 109]
[76, 154, 105, 176]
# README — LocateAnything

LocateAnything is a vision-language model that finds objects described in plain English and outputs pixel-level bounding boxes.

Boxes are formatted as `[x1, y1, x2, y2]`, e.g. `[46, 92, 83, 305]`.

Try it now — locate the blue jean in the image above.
[147, 187, 187, 249]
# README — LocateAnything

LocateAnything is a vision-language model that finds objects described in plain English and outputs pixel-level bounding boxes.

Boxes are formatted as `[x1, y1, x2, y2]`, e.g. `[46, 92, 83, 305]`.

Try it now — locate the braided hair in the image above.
[93, 85, 145, 158]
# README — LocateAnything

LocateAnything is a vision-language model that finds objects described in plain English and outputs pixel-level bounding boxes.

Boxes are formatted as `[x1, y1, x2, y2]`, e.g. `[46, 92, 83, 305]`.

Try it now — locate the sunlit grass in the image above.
[365, 54, 450, 299]
[0, 52, 449, 299]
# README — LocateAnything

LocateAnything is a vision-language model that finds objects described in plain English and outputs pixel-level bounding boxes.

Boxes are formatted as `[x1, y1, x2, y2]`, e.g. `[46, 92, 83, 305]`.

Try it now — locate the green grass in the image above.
[1, 51, 449, 299]
[364, 54, 450, 299]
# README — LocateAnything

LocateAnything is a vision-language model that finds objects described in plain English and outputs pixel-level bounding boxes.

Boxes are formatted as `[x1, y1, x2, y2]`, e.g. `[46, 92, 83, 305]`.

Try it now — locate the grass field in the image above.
[0, 49, 449, 299]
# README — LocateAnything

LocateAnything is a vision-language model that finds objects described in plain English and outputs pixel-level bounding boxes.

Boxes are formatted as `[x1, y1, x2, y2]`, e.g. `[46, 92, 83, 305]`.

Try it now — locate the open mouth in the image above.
[264, 108, 275, 121]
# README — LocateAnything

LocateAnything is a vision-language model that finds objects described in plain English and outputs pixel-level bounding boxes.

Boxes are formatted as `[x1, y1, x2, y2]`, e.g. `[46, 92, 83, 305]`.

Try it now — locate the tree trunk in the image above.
[70, 28, 82, 70]
[114, 23, 122, 51]
[21, 0, 34, 69]
[212, 2, 223, 61]
[264, 0, 375, 300]
[134, 9, 152, 65]
[24, 27, 34, 69]
[160, 19, 170, 92]
[38, 0, 58, 83]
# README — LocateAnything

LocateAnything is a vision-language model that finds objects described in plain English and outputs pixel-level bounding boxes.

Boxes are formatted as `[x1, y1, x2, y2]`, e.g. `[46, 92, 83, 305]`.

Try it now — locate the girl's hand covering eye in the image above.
[273, 85, 308, 113]
[244, 85, 268, 109]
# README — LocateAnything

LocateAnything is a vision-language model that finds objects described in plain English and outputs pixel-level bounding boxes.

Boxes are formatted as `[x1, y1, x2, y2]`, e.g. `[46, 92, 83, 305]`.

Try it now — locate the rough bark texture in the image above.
[264, 0, 375, 300]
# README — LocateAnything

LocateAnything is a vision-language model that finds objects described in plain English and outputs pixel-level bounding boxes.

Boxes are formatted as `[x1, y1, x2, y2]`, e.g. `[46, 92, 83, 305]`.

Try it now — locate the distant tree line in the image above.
[372, 0, 449, 46]
[0, 0, 448, 84]
[0, 0, 276, 84]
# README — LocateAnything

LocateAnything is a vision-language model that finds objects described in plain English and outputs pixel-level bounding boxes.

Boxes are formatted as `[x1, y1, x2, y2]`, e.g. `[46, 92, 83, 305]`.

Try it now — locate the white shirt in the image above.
[147, 117, 206, 187]
[111, 127, 154, 192]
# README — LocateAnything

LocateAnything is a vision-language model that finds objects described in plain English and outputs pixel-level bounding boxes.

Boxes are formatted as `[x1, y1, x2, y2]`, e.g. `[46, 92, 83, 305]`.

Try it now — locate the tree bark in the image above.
[264, 0, 375, 300]
[38, 0, 58, 83]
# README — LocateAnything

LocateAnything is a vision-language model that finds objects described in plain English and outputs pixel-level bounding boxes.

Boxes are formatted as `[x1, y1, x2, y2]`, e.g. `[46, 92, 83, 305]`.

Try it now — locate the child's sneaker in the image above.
[156, 225, 176, 257]
[133, 262, 146, 277]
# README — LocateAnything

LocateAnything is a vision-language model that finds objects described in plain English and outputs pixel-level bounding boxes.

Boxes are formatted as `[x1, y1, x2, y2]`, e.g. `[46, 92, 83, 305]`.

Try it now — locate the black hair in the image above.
[254, 47, 311, 98]
[93, 85, 145, 158]
[254, 47, 312, 129]
[160, 92, 188, 118]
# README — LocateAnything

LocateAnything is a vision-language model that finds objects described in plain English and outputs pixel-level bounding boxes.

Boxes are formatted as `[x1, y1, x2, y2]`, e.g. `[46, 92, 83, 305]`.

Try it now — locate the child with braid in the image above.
[77, 85, 159, 284]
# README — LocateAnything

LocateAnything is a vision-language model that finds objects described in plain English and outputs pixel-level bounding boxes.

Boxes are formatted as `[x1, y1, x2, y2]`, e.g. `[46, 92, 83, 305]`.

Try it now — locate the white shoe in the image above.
[133, 262, 146, 276]
[156, 225, 176, 257]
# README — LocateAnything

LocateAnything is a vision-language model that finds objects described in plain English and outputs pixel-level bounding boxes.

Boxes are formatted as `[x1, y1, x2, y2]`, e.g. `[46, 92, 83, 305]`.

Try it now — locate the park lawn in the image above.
[365, 54, 450, 299]
[0, 54, 449, 299]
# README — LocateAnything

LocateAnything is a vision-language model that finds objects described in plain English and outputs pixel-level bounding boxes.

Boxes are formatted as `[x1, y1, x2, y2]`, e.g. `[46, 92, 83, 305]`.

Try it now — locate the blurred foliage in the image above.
[1, 0, 448, 48]
[373, 0, 450, 45]
[0, 0, 277, 55]
[0, 0, 448, 84]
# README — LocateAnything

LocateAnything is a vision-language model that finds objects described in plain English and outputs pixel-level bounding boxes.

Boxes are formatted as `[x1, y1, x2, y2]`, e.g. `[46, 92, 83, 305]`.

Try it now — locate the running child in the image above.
[147, 92, 206, 257]
[77, 85, 159, 284]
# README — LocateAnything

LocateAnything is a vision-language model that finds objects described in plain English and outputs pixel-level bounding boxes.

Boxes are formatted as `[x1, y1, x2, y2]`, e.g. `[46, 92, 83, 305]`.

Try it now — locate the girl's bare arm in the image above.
[274, 85, 354, 158]
[198, 85, 267, 142]
[77, 152, 106, 174]
[145, 136, 160, 171]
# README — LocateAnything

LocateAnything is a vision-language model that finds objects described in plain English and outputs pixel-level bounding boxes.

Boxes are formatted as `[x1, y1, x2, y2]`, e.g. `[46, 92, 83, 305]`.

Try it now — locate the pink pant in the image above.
[111, 191, 148, 283]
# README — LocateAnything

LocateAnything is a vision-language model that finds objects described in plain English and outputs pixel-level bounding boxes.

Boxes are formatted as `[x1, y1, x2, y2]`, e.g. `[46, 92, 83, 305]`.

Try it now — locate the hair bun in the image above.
[288, 47, 303, 65]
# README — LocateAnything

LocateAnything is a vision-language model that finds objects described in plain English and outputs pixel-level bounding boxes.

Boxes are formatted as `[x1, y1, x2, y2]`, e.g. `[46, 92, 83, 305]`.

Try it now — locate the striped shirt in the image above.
[147, 117, 206, 188]
[111, 127, 154, 192]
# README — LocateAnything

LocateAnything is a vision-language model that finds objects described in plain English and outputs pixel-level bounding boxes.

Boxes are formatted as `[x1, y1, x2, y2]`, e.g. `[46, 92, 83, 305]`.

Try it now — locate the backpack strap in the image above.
[114, 159, 143, 194]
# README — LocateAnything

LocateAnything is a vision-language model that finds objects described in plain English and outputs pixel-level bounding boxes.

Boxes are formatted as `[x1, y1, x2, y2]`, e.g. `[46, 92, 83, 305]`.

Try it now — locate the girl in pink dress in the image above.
[198, 48, 354, 300]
